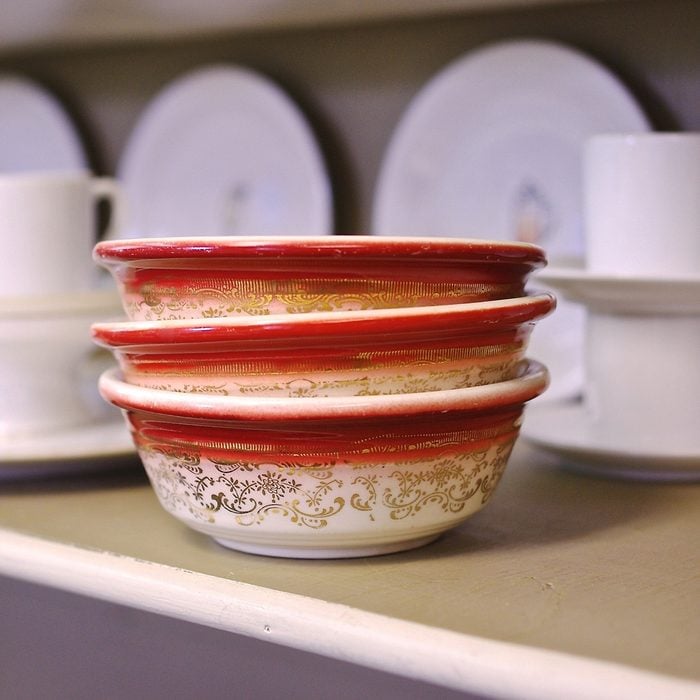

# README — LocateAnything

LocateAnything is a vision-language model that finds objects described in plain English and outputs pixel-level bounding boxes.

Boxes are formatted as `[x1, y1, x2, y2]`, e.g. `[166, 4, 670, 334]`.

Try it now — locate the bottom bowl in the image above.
[99, 360, 548, 558]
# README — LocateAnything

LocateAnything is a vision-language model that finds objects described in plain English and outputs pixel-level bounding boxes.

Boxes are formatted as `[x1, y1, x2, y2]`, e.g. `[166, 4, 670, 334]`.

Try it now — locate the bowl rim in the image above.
[91, 292, 555, 349]
[93, 235, 546, 267]
[99, 359, 548, 421]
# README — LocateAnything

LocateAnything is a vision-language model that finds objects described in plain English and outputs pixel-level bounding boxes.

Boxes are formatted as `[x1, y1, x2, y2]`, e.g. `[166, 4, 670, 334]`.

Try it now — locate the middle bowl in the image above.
[92, 293, 555, 397]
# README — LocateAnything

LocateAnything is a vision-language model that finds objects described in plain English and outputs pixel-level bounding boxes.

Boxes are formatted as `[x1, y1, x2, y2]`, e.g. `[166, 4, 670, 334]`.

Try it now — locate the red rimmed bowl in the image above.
[93, 236, 547, 320]
[92, 293, 554, 397]
[98, 360, 548, 558]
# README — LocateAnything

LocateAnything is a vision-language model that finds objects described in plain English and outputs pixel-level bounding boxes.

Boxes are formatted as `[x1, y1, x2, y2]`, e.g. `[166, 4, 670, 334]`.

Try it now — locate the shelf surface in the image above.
[1, 0, 609, 53]
[0, 435, 698, 699]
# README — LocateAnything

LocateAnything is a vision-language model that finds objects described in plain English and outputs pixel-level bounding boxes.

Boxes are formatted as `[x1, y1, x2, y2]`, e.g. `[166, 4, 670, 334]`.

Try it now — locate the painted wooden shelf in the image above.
[0, 439, 697, 699]
[1, 0, 612, 53]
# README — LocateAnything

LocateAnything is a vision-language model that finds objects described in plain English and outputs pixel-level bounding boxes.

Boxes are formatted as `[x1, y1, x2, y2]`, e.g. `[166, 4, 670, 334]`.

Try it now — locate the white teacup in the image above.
[584, 311, 700, 452]
[0, 170, 122, 296]
[0, 290, 123, 438]
[584, 132, 700, 276]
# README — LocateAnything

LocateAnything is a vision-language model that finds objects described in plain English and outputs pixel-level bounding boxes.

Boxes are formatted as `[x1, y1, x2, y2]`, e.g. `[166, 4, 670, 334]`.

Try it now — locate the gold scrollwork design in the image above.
[141, 438, 515, 532]
[127, 277, 523, 320]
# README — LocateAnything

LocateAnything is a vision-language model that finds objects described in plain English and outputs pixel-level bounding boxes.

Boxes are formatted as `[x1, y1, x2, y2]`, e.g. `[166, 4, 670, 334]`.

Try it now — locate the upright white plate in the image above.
[372, 39, 651, 401]
[0, 74, 87, 172]
[117, 65, 333, 239]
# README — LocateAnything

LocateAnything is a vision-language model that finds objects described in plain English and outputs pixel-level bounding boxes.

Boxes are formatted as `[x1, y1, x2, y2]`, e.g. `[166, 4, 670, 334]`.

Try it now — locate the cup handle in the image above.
[92, 176, 125, 240]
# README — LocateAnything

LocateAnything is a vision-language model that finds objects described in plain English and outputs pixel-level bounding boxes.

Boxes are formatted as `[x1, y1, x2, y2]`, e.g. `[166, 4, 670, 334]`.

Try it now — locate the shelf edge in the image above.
[0, 527, 697, 700]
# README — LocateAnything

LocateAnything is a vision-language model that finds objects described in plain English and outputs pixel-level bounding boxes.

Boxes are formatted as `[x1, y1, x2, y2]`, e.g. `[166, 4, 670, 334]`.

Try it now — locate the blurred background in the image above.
[0, 1, 697, 697]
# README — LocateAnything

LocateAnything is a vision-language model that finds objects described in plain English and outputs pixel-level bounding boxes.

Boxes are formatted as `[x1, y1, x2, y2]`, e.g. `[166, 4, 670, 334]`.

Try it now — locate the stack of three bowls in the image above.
[93, 236, 554, 558]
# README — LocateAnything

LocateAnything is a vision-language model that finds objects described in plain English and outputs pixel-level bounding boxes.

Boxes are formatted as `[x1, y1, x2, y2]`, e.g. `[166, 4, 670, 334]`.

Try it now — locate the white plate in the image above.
[117, 65, 332, 239]
[0, 74, 87, 172]
[0, 419, 136, 480]
[372, 39, 650, 401]
[522, 400, 700, 482]
[538, 266, 700, 314]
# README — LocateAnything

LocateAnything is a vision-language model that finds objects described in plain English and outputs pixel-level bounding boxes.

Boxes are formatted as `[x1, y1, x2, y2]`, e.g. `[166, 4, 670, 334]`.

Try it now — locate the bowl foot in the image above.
[211, 533, 442, 559]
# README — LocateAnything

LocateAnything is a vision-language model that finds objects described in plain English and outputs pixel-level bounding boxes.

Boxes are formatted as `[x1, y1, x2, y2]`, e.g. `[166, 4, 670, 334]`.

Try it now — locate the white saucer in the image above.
[538, 267, 700, 314]
[0, 419, 137, 479]
[0, 288, 122, 318]
[0, 74, 87, 172]
[371, 39, 649, 402]
[522, 400, 700, 482]
[117, 64, 332, 238]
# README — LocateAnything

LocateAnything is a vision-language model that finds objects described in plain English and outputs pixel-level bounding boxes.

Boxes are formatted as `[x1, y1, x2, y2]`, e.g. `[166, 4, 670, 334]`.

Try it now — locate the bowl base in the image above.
[211, 533, 442, 559]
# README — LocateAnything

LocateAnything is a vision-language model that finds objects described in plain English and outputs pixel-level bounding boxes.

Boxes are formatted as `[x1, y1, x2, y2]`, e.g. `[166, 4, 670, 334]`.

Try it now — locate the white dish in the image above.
[522, 400, 700, 482]
[0, 418, 136, 479]
[372, 38, 650, 250]
[372, 39, 650, 402]
[538, 266, 700, 314]
[0, 288, 122, 318]
[0, 74, 87, 172]
[117, 64, 332, 239]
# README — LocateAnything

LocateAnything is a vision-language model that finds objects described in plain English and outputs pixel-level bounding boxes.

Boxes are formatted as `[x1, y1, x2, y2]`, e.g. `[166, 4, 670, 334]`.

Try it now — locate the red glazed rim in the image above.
[98, 359, 548, 421]
[91, 293, 555, 349]
[93, 235, 546, 268]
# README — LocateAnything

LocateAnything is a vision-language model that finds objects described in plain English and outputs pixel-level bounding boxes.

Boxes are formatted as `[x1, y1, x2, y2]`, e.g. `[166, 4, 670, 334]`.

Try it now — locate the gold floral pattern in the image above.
[124, 277, 524, 320]
[139, 438, 515, 531]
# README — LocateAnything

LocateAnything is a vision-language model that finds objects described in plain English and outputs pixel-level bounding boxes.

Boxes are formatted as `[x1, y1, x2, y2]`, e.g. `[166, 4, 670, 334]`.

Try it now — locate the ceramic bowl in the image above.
[0, 289, 122, 438]
[93, 236, 547, 321]
[91, 293, 554, 397]
[99, 360, 548, 558]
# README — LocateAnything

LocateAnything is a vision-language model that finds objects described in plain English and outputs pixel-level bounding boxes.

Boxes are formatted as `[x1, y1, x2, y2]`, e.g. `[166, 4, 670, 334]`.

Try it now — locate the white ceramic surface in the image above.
[0, 74, 87, 173]
[0, 289, 123, 438]
[537, 267, 700, 470]
[528, 268, 700, 478]
[522, 400, 700, 481]
[117, 64, 332, 238]
[0, 171, 122, 296]
[538, 266, 700, 314]
[583, 312, 700, 453]
[372, 38, 650, 403]
[584, 132, 700, 275]
[0, 418, 135, 480]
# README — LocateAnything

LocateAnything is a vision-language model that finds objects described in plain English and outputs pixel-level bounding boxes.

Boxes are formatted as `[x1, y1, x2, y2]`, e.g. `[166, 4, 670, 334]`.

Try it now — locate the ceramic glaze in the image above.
[94, 236, 546, 321]
[584, 132, 700, 276]
[92, 294, 554, 397]
[0, 171, 122, 296]
[0, 290, 122, 437]
[98, 361, 548, 557]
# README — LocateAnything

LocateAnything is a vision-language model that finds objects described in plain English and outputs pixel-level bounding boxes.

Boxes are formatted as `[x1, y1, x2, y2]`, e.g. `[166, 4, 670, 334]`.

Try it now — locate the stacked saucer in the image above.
[93, 235, 554, 558]
[523, 133, 700, 481]
[0, 171, 132, 477]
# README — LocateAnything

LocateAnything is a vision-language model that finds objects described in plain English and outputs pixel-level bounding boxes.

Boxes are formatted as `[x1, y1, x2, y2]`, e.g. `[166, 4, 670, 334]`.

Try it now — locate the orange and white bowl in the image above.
[93, 236, 547, 321]
[92, 293, 554, 397]
[99, 360, 548, 558]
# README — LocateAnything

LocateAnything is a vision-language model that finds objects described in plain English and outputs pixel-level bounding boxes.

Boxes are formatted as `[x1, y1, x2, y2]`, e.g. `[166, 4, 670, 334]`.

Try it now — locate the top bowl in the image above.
[93, 236, 547, 320]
